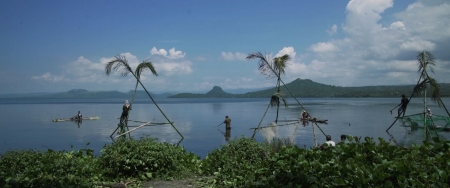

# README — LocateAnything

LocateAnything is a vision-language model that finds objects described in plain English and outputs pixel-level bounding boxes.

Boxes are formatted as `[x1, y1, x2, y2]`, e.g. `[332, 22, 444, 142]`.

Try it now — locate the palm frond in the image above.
[270, 95, 280, 108]
[135, 61, 158, 79]
[417, 51, 435, 74]
[273, 54, 290, 76]
[105, 55, 133, 77]
[413, 80, 427, 96]
[247, 52, 274, 77]
[428, 77, 442, 106]
[269, 92, 288, 108]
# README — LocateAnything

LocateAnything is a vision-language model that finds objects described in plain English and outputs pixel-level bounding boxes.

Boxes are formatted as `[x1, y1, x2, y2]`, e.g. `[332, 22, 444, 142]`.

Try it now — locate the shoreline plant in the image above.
[1, 135, 449, 187]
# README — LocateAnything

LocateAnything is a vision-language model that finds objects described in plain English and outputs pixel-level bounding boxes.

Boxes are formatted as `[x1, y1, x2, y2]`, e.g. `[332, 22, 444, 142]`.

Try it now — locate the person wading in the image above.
[223, 115, 231, 129]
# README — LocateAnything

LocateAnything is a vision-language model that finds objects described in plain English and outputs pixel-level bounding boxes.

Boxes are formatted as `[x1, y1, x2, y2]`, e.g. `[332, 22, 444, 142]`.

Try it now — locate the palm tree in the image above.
[412, 51, 450, 139]
[247, 52, 290, 123]
[105, 55, 183, 139]
[130, 61, 158, 108]
[247, 52, 327, 144]
[412, 51, 447, 111]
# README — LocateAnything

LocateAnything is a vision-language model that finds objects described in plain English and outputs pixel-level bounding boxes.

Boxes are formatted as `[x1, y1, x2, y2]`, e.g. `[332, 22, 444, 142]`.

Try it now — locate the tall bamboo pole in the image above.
[130, 72, 184, 139]
[251, 102, 272, 138]
[421, 51, 428, 139]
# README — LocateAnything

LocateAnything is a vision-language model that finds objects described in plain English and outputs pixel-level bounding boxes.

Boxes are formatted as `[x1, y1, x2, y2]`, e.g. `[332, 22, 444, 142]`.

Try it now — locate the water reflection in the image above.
[217, 128, 231, 141]
[211, 103, 223, 113]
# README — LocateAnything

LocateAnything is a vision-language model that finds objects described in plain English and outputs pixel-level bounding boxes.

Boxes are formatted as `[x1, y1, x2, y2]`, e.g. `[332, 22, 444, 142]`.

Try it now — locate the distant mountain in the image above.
[3, 78, 450, 99]
[2, 89, 174, 99]
[225, 87, 272, 94]
[126, 90, 176, 98]
[0, 92, 59, 98]
[169, 78, 450, 98]
[169, 86, 234, 98]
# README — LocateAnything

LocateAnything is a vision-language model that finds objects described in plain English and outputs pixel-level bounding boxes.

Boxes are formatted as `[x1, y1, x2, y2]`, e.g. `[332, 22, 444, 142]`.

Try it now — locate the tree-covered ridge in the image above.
[170, 78, 450, 98]
[4, 78, 450, 99]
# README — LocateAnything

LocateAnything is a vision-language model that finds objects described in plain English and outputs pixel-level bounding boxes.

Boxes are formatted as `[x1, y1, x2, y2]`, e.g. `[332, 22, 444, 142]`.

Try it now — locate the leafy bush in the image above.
[204, 136, 450, 187]
[0, 146, 98, 187]
[1, 135, 450, 187]
[98, 136, 200, 181]
[201, 136, 272, 187]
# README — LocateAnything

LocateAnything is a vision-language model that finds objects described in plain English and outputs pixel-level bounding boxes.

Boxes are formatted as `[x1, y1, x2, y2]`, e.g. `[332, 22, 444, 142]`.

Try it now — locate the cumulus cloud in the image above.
[221, 52, 247, 61]
[31, 72, 64, 82]
[147, 47, 194, 76]
[275, 47, 296, 59]
[153, 60, 193, 76]
[150, 47, 186, 59]
[327, 24, 338, 35]
[295, 0, 450, 86]
[310, 42, 339, 53]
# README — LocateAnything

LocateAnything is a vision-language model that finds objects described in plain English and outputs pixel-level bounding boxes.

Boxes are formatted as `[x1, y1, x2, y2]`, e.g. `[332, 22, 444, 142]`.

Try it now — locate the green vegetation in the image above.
[1, 136, 450, 187]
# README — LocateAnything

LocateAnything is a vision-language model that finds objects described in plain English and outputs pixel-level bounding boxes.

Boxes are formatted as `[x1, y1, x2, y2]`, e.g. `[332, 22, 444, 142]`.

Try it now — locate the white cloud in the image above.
[150, 47, 186, 59]
[395, 1, 450, 41]
[31, 72, 64, 82]
[344, 0, 393, 37]
[221, 52, 247, 61]
[389, 21, 405, 30]
[289, 0, 450, 87]
[310, 42, 339, 53]
[153, 60, 193, 76]
[275, 46, 296, 59]
[327, 24, 338, 35]
[400, 39, 436, 51]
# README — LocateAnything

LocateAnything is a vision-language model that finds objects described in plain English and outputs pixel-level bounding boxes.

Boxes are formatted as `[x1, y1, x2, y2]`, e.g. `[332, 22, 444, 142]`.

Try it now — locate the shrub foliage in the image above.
[1, 135, 450, 187]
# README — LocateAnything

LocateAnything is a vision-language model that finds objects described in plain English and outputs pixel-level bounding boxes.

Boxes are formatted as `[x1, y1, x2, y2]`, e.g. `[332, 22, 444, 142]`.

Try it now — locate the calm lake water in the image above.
[1, 97, 449, 158]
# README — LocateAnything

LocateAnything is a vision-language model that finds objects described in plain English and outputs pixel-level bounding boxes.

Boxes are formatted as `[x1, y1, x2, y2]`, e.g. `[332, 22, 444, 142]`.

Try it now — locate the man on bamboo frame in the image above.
[396, 94, 409, 117]
[119, 100, 131, 125]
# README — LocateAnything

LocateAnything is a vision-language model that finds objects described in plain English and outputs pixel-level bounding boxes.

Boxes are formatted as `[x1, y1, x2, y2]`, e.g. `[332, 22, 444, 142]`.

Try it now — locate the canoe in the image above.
[301, 118, 328, 123]
[52, 116, 101, 122]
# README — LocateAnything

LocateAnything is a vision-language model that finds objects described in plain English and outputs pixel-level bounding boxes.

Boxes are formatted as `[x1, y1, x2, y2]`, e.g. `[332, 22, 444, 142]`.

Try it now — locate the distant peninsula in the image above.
[2, 78, 450, 99]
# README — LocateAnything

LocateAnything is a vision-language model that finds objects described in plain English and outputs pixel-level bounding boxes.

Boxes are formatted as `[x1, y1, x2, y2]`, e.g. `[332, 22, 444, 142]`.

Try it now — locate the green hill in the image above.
[170, 78, 450, 98]
[170, 86, 234, 98]
[17, 89, 173, 99]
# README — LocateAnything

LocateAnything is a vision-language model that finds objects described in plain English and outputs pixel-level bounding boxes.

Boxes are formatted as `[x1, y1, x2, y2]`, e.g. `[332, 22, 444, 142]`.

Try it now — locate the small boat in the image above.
[301, 117, 328, 123]
[52, 116, 101, 122]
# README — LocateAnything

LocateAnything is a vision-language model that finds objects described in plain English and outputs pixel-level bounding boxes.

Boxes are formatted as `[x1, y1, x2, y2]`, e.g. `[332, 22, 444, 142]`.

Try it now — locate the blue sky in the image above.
[1, 0, 449, 94]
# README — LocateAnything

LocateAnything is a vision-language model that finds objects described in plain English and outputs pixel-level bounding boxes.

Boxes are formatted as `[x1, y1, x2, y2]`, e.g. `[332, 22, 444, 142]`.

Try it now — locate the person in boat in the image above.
[223, 115, 231, 129]
[119, 100, 131, 124]
[395, 94, 409, 117]
[71, 111, 82, 120]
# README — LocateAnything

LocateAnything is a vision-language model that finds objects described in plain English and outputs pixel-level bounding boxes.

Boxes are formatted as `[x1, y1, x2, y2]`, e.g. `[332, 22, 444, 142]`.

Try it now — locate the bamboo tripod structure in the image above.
[106, 56, 184, 140]
[386, 52, 450, 141]
[248, 55, 327, 147]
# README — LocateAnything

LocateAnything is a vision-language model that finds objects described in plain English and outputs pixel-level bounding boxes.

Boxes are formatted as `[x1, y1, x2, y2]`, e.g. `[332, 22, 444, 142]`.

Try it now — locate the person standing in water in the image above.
[223, 115, 231, 129]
